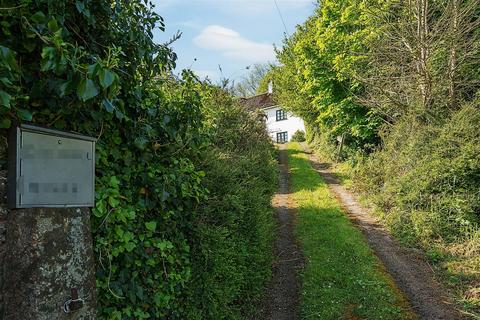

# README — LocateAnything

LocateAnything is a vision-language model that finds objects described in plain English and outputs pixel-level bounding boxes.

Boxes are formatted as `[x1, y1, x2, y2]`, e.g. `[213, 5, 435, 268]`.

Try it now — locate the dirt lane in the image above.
[303, 146, 465, 320]
[258, 145, 303, 320]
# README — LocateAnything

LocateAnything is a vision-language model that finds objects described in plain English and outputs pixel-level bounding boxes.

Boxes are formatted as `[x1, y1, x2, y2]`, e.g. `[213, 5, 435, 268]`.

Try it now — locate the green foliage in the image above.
[1, 1, 202, 317]
[186, 86, 278, 319]
[351, 104, 480, 314]
[291, 130, 306, 142]
[275, 0, 480, 313]
[288, 143, 415, 320]
[354, 104, 480, 245]
[271, 0, 382, 154]
[0, 1, 277, 318]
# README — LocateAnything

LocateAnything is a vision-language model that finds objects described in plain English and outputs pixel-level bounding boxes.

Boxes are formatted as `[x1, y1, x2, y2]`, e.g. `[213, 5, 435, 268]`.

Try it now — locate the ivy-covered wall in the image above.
[0, 1, 277, 319]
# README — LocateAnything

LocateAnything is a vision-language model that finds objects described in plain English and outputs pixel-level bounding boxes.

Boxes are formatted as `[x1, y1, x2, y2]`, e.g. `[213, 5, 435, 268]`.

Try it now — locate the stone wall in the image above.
[0, 169, 97, 319]
[0, 171, 7, 320]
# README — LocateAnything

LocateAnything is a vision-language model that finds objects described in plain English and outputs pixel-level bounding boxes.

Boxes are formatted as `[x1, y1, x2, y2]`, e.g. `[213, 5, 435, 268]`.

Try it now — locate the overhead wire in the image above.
[273, 0, 290, 38]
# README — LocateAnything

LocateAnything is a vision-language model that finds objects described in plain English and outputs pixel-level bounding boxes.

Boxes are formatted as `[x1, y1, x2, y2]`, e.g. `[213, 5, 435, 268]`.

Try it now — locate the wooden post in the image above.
[337, 133, 346, 162]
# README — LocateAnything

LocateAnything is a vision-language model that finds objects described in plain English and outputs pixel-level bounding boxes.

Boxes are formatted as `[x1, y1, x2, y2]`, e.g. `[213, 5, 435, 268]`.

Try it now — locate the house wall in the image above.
[263, 106, 306, 142]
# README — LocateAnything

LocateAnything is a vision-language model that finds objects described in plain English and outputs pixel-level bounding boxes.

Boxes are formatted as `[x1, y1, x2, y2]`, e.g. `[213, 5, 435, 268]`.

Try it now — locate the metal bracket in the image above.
[63, 288, 84, 314]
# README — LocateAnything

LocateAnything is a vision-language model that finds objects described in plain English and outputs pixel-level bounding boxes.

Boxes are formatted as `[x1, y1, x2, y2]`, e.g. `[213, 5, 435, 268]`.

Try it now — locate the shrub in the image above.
[291, 130, 306, 142]
[354, 104, 480, 245]
[0, 2, 278, 319]
[185, 86, 277, 319]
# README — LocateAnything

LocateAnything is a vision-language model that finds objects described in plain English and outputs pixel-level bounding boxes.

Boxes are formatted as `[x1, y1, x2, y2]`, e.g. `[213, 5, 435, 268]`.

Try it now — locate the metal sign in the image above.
[8, 124, 96, 209]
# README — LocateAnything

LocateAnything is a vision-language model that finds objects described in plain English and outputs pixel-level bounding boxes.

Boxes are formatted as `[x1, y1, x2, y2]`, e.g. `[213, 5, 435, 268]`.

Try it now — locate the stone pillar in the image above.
[0, 171, 7, 319]
[0, 171, 97, 320]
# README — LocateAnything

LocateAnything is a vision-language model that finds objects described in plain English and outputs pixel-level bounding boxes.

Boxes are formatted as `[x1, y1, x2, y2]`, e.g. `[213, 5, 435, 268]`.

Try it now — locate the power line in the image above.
[273, 0, 290, 38]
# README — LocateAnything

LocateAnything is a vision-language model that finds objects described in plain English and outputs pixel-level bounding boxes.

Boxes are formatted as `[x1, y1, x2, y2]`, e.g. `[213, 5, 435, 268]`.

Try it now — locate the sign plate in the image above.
[8, 124, 96, 208]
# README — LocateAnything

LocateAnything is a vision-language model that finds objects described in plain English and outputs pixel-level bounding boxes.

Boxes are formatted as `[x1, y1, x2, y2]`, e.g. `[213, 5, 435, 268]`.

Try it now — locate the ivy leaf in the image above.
[77, 79, 99, 101]
[75, 1, 85, 12]
[125, 242, 136, 252]
[0, 46, 20, 72]
[115, 109, 125, 120]
[115, 225, 124, 238]
[40, 47, 56, 71]
[99, 69, 115, 89]
[0, 118, 11, 129]
[87, 63, 101, 77]
[0, 90, 11, 108]
[58, 80, 74, 97]
[47, 18, 59, 32]
[23, 41, 36, 53]
[108, 196, 120, 208]
[109, 176, 120, 188]
[163, 115, 171, 125]
[75, 1, 91, 19]
[93, 201, 106, 218]
[102, 99, 114, 113]
[17, 109, 33, 121]
[31, 11, 47, 24]
[145, 221, 157, 232]
[134, 137, 148, 150]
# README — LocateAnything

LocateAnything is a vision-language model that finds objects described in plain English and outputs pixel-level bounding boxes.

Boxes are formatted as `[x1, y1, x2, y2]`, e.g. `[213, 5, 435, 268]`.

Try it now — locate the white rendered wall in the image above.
[263, 106, 306, 142]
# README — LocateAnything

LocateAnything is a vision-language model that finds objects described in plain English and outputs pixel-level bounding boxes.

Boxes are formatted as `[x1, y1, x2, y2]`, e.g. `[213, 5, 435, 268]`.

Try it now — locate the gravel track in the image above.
[257, 145, 303, 320]
[304, 146, 465, 320]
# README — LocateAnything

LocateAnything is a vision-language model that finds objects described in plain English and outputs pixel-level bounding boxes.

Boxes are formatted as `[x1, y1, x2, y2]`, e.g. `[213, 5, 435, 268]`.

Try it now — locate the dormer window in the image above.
[276, 109, 287, 121]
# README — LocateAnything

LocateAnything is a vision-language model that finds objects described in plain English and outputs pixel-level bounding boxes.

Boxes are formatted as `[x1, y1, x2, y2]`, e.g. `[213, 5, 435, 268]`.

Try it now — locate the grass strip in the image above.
[288, 143, 416, 320]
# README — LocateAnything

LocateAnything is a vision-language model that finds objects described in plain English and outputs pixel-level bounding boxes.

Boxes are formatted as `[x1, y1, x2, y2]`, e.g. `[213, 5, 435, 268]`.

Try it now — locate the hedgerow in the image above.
[185, 86, 277, 319]
[353, 105, 480, 243]
[0, 1, 277, 318]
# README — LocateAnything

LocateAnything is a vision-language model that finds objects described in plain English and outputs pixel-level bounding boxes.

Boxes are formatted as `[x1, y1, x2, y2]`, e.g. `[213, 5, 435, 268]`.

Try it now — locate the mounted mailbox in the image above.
[8, 124, 96, 209]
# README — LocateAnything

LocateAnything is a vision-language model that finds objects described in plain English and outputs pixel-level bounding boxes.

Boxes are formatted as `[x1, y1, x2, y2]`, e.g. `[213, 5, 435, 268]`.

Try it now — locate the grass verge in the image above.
[288, 143, 416, 320]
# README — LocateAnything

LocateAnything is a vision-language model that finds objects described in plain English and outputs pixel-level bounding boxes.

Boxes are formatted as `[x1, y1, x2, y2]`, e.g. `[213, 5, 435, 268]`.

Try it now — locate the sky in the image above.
[150, 0, 317, 83]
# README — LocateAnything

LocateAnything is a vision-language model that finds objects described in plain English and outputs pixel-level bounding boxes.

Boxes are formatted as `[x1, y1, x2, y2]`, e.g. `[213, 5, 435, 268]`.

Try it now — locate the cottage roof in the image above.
[239, 92, 276, 111]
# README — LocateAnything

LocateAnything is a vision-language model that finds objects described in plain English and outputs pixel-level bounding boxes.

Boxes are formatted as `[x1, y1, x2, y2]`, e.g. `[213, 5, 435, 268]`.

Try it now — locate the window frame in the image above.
[276, 131, 288, 143]
[275, 109, 287, 121]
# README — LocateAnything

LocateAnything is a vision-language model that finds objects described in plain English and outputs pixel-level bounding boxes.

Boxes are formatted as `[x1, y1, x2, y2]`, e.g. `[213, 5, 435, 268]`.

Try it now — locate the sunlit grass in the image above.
[288, 142, 416, 320]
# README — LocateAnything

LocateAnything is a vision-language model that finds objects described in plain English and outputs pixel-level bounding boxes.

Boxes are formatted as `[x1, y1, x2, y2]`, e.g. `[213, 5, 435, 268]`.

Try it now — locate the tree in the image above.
[359, 0, 480, 122]
[272, 0, 382, 153]
[233, 63, 271, 97]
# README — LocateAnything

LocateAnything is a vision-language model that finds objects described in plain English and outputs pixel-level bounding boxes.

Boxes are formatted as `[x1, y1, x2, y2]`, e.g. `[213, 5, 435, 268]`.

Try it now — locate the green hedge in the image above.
[186, 87, 277, 319]
[0, 2, 277, 318]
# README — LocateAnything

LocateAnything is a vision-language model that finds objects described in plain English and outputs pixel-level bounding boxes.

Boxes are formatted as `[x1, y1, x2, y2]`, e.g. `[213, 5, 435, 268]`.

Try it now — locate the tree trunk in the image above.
[416, 0, 431, 110]
[448, 0, 459, 109]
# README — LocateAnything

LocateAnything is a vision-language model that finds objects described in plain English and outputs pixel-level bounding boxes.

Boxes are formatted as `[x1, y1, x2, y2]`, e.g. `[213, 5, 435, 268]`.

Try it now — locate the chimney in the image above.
[268, 80, 273, 94]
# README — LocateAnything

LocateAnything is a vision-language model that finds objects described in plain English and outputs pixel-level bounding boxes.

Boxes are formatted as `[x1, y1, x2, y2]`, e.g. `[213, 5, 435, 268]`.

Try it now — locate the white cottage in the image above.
[240, 86, 305, 143]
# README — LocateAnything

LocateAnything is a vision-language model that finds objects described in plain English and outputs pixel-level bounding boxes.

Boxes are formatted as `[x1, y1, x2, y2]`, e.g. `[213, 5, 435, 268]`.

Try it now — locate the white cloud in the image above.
[193, 25, 276, 63]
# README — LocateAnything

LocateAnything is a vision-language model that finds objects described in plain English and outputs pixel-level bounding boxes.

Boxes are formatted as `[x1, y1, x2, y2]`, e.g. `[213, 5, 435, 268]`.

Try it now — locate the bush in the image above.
[354, 104, 480, 245]
[185, 86, 278, 319]
[291, 130, 306, 142]
[0, 2, 278, 318]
